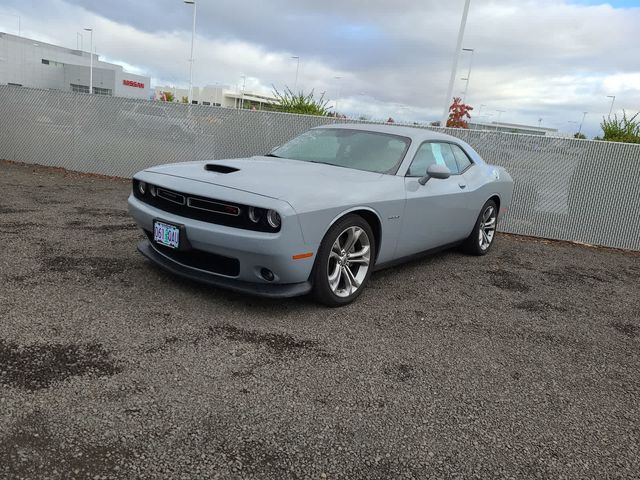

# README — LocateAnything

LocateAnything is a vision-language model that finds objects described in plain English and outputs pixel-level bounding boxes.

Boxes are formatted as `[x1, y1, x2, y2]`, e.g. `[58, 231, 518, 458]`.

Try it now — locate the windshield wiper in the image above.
[265, 153, 281, 158]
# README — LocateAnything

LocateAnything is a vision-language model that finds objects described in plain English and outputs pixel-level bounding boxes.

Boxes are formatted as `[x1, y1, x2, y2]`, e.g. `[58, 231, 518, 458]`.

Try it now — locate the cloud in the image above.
[0, 0, 639, 136]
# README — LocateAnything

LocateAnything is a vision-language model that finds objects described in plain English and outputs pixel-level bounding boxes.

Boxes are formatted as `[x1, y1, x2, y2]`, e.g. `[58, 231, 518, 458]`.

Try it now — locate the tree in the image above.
[271, 87, 331, 116]
[181, 96, 188, 104]
[446, 97, 473, 128]
[596, 111, 640, 144]
[159, 91, 175, 102]
[573, 132, 586, 139]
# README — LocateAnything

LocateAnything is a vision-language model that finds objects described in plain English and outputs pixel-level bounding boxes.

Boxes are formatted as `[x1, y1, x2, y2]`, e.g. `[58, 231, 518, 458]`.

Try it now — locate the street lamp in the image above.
[607, 95, 616, 117]
[441, 0, 472, 127]
[83, 28, 93, 94]
[578, 111, 587, 135]
[461, 47, 474, 103]
[291, 56, 300, 92]
[184, 0, 197, 104]
[239, 75, 246, 109]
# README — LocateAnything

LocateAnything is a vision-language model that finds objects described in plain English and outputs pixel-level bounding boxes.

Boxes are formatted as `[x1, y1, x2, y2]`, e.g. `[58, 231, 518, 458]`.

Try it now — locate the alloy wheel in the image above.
[479, 205, 497, 250]
[327, 226, 371, 298]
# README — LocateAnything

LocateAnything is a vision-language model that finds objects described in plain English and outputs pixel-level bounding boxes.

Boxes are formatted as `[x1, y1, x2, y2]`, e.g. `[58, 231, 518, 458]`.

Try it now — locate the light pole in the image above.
[214, 82, 221, 107]
[240, 75, 246, 109]
[607, 95, 616, 117]
[441, 0, 471, 127]
[495, 109, 505, 124]
[83, 28, 93, 94]
[461, 47, 474, 103]
[578, 111, 587, 135]
[333, 76, 342, 114]
[184, 0, 197, 104]
[292, 56, 300, 92]
[538, 118, 543, 128]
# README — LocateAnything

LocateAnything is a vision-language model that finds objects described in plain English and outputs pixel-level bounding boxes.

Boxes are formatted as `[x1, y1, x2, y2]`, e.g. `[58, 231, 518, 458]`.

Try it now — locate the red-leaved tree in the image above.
[446, 97, 473, 128]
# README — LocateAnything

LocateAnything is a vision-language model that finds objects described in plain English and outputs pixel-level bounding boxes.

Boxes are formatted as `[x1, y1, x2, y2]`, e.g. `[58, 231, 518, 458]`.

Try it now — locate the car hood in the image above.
[144, 156, 391, 207]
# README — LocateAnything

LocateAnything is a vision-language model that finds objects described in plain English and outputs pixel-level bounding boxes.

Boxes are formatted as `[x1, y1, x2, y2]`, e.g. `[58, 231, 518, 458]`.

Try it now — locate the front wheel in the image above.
[463, 199, 498, 256]
[312, 215, 376, 307]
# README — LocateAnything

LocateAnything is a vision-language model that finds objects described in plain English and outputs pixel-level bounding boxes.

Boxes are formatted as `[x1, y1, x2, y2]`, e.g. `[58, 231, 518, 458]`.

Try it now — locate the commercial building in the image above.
[468, 120, 560, 136]
[153, 84, 279, 109]
[0, 32, 150, 99]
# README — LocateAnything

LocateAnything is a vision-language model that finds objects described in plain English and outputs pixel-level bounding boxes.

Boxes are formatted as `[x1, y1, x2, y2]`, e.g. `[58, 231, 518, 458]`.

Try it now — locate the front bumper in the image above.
[128, 189, 318, 291]
[137, 240, 312, 298]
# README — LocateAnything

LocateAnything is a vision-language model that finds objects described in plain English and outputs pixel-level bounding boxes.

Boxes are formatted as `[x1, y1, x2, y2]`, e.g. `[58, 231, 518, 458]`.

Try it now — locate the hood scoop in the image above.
[205, 164, 239, 174]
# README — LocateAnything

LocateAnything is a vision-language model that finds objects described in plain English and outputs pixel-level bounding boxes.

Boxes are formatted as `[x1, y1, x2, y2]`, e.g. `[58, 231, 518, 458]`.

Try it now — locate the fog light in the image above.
[260, 268, 275, 282]
[138, 181, 147, 195]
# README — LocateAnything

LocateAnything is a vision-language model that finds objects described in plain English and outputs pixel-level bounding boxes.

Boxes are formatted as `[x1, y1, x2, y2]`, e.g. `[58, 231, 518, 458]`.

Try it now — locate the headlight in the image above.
[266, 209, 281, 229]
[138, 181, 147, 195]
[149, 185, 156, 197]
[248, 206, 262, 223]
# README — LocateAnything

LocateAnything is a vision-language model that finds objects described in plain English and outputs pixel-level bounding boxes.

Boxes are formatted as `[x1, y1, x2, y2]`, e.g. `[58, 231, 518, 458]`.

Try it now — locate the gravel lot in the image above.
[1, 159, 639, 479]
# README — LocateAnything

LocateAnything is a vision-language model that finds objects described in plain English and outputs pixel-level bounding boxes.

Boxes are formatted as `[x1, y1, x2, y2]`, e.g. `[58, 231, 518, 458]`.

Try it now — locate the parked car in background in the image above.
[120, 103, 194, 141]
[128, 124, 514, 306]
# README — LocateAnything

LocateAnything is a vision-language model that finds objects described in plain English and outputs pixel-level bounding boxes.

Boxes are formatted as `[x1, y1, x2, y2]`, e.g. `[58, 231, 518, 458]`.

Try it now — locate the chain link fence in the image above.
[1, 85, 639, 251]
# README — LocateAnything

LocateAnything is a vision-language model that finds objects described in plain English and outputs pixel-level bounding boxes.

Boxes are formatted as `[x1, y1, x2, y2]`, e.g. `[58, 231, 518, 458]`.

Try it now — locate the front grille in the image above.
[133, 179, 279, 233]
[147, 232, 240, 277]
[157, 188, 185, 205]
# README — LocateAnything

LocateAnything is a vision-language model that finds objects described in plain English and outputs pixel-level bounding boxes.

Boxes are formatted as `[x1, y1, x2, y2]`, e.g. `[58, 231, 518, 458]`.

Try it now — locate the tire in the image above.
[312, 214, 376, 307]
[463, 199, 498, 256]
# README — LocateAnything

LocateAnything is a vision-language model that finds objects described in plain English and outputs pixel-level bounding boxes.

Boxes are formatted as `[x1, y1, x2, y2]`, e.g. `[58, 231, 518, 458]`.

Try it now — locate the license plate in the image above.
[153, 221, 180, 249]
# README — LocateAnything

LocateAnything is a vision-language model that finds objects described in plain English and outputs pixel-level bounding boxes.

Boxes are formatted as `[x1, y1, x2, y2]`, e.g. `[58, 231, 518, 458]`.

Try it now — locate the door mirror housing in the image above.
[419, 164, 451, 185]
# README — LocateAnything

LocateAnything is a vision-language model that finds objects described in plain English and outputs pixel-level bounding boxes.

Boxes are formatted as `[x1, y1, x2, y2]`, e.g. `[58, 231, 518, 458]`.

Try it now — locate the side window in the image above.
[407, 143, 438, 176]
[450, 144, 473, 172]
[431, 143, 459, 174]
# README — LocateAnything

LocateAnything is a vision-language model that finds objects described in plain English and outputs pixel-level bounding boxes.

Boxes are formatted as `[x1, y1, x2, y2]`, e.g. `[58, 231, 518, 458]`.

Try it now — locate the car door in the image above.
[396, 141, 470, 257]
[449, 142, 484, 237]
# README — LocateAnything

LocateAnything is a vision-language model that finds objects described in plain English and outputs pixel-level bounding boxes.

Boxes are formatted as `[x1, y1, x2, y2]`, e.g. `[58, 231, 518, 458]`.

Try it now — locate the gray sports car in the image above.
[128, 124, 513, 306]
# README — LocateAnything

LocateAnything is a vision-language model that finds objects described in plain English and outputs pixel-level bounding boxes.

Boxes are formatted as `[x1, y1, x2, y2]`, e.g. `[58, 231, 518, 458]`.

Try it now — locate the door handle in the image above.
[458, 182, 467, 189]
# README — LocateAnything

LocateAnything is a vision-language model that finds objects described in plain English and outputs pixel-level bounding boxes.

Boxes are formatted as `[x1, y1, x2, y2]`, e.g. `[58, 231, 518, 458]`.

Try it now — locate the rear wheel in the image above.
[312, 215, 375, 307]
[463, 199, 498, 256]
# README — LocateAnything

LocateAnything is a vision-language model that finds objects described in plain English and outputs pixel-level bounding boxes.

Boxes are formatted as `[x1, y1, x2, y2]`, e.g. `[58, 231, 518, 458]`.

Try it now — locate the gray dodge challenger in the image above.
[128, 124, 513, 306]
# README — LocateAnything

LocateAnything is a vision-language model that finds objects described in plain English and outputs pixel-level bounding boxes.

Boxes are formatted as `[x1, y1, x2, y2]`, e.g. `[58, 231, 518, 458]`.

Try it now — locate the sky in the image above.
[1, 0, 639, 137]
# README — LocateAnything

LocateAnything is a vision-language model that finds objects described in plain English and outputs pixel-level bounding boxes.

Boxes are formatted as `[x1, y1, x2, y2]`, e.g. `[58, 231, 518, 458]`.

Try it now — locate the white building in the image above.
[468, 120, 560, 137]
[0, 32, 150, 99]
[153, 84, 279, 109]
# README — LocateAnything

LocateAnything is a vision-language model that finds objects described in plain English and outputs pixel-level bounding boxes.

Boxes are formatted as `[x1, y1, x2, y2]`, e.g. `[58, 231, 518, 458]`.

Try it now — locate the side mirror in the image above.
[419, 164, 451, 185]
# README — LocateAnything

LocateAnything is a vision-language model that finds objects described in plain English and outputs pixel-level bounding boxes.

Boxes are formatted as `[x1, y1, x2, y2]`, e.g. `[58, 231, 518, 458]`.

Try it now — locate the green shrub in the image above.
[272, 87, 331, 116]
[598, 111, 640, 144]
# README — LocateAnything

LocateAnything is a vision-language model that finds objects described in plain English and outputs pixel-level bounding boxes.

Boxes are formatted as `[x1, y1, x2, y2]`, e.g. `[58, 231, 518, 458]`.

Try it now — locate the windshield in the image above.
[271, 128, 411, 174]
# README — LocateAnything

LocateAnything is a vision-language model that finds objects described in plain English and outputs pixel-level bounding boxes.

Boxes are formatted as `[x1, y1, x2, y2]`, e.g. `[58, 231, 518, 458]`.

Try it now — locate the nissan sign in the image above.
[123, 79, 145, 89]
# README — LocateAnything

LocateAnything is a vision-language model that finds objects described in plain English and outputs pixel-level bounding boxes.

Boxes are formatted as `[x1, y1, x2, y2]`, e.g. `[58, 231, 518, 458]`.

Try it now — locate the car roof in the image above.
[312, 123, 460, 143]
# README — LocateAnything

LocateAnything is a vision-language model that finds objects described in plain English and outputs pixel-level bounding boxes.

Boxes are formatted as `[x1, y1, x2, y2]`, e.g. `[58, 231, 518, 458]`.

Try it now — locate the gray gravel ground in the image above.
[1, 159, 639, 479]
